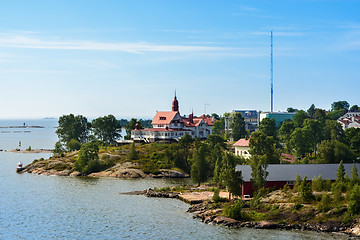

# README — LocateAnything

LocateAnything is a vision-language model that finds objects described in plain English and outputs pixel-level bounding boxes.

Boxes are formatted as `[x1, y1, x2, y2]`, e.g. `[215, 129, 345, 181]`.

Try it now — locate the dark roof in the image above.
[236, 163, 360, 182]
[233, 110, 258, 119]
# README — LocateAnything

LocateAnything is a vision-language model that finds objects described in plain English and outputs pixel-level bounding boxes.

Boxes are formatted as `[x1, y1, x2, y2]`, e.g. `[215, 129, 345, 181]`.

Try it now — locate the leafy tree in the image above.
[323, 119, 344, 141]
[336, 160, 345, 183]
[53, 141, 65, 155]
[212, 117, 225, 135]
[279, 120, 294, 150]
[220, 152, 243, 199]
[317, 193, 331, 212]
[307, 104, 316, 118]
[259, 118, 277, 137]
[350, 162, 360, 186]
[205, 134, 226, 149]
[317, 140, 355, 163]
[303, 119, 323, 155]
[314, 108, 327, 121]
[229, 112, 246, 141]
[125, 118, 142, 140]
[56, 114, 90, 144]
[66, 138, 81, 151]
[250, 154, 268, 192]
[348, 184, 360, 216]
[299, 176, 314, 203]
[287, 107, 298, 113]
[312, 175, 325, 192]
[289, 128, 312, 158]
[249, 131, 280, 164]
[293, 110, 308, 128]
[345, 127, 360, 157]
[91, 115, 121, 145]
[326, 109, 344, 120]
[74, 142, 100, 175]
[331, 101, 349, 111]
[179, 134, 193, 149]
[190, 145, 209, 185]
[350, 105, 360, 112]
[128, 142, 138, 160]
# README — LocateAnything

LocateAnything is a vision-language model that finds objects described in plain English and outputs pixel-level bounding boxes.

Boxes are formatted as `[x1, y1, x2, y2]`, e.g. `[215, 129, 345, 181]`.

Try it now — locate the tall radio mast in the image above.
[270, 31, 274, 113]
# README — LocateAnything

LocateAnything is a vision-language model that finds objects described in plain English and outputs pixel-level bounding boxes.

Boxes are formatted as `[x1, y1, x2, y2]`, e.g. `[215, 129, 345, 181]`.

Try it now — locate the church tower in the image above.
[172, 92, 179, 112]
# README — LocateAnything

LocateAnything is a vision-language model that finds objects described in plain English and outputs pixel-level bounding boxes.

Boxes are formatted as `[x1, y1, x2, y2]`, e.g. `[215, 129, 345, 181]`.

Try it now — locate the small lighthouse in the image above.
[16, 161, 24, 173]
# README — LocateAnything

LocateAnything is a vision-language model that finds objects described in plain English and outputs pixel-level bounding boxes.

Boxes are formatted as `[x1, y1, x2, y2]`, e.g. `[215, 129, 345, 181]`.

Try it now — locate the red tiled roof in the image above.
[233, 138, 250, 147]
[133, 128, 191, 132]
[182, 115, 214, 127]
[151, 111, 180, 125]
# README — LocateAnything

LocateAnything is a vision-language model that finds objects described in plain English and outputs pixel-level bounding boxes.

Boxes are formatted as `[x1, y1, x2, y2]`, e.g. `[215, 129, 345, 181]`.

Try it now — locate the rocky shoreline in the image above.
[126, 188, 360, 238]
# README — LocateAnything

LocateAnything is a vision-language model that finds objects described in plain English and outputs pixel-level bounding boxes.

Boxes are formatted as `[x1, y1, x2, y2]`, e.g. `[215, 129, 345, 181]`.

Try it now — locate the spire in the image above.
[172, 91, 179, 112]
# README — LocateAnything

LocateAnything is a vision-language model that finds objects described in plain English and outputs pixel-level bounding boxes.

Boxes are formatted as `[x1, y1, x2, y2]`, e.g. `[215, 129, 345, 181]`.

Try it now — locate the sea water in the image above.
[0, 119, 349, 239]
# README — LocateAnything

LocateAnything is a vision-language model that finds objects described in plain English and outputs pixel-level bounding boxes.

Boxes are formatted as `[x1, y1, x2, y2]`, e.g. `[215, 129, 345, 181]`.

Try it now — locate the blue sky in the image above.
[0, 0, 359, 119]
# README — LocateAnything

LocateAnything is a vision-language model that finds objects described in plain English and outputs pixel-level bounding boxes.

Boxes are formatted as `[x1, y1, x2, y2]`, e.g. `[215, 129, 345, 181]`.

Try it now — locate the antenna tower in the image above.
[270, 31, 274, 113]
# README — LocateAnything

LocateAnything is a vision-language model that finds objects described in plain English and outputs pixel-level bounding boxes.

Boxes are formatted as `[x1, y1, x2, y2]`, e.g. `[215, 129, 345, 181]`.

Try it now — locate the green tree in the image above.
[74, 142, 100, 175]
[326, 109, 345, 120]
[125, 118, 142, 140]
[229, 112, 246, 141]
[314, 108, 327, 121]
[190, 145, 209, 185]
[53, 141, 65, 155]
[350, 105, 359, 112]
[250, 154, 268, 192]
[299, 176, 314, 203]
[289, 128, 312, 158]
[307, 104, 316, 118]
[293, 110, 308, 128]
[317, 193, 331, 212]
[317, 140, 355, 163]
[92, 115, 121, 145]
[323, 119, 344, 141]
[249, 131, 280, 164]
[128, 142, 138, 160]
[220, 152, 243, 199]
[345, 127, 360, 157]
[312, 175, 325, 192]
[348, 184, 360, 216]
[331, 101, 349, 111]
[66, 138, 81, 151]
[351, 162, 360, 185]
[287, 107, 298, 113]
[259, 118, 277, 137]
[303, 119, 323, 155]
[56, 114, 90, 144]
[336, 160, 346, 183]
[279, 120, 294, 151]
[212, 117, 225, 135]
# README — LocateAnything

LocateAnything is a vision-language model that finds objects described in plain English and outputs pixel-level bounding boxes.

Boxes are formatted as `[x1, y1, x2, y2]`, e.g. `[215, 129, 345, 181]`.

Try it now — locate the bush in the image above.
[67, 139, 81, 151]
[317, 193, 331, 212]
[223, 200, 246, 220]
[348, 184, 360, 216]
[293, 203, 303, 211]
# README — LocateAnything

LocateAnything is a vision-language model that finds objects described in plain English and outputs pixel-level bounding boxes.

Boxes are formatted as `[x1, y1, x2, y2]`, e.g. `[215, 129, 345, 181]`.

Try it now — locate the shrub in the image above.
[212, 188, 221, 203]
[317, 193, 331, 213]
[223, 200, 246, 220]
[348, 184, 360, 216]
[293, 203, 303, 211]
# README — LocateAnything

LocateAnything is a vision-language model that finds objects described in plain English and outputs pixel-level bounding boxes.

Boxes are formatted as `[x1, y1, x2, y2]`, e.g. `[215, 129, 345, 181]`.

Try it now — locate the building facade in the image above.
[131, 95, 214, 142]
[225, 110, 259, 133]
[259, 112, 296, 128]
[338, 112, 360, 130]
[233, 137, 251, 159]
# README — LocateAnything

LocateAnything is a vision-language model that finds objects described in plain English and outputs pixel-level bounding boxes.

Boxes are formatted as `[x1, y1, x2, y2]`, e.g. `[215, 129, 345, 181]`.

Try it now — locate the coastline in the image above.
[7, 149, 53, 154]
[126, 188, 360, 238]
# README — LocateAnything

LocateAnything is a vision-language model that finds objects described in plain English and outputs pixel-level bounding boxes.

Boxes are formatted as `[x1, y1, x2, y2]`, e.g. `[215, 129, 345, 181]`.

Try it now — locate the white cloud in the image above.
[0, 35, 230, 54]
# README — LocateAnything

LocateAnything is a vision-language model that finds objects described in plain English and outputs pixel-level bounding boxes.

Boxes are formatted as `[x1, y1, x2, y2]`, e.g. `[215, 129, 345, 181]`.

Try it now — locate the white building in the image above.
[338, 112, 360, 130]
[131, 95, 214, 142]
[233, 137, 251, 159]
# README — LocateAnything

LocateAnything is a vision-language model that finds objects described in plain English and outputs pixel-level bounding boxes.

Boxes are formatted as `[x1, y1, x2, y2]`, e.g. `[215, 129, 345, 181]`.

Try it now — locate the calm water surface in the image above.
[0, 120, 350, 239]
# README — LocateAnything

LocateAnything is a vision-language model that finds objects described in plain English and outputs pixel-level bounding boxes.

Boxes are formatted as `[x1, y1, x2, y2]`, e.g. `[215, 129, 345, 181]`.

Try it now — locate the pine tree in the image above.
[190, 145, 209, 186]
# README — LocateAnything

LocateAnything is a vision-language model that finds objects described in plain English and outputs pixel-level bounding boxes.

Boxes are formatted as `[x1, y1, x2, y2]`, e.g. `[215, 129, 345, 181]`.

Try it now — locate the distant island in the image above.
[0, 125, 45, 128]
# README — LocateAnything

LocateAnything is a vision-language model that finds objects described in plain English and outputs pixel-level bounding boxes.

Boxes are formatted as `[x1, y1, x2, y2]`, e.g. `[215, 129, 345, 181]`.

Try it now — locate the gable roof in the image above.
[233, 138, 250, 147]
[151, 111, 180, 125]
[236, 163, 360, 182]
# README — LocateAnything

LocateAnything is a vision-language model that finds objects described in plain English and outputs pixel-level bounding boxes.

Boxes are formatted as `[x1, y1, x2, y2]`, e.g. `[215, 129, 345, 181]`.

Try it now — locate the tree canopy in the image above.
[56, 114, 90, 144]
[229, 112, 246, 141]
[92, 115, 121, 145]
